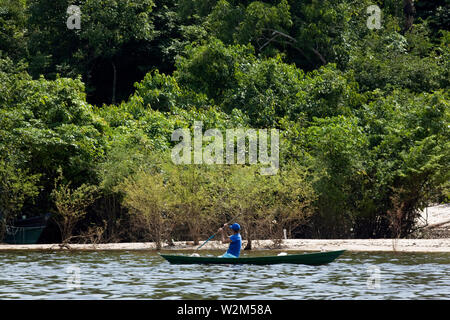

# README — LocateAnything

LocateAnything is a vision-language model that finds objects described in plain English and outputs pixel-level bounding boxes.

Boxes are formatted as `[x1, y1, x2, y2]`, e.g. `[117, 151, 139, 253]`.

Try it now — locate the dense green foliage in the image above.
[0, 0, 448, 243]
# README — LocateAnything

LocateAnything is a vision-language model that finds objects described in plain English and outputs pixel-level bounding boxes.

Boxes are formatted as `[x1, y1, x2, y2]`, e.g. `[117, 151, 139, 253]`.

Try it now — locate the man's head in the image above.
[229, 223, 241, 233]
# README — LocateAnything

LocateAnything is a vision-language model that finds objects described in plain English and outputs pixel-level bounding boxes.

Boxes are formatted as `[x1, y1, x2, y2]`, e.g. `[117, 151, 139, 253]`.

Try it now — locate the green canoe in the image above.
[160, 250, 345, 265]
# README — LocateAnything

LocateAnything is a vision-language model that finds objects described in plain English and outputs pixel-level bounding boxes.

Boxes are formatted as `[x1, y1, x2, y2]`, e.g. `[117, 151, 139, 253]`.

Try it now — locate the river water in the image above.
[0, 250, 449, 299]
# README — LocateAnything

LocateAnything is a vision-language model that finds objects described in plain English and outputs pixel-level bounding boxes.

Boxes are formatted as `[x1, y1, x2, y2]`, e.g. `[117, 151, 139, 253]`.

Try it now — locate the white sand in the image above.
[0, 238, 449, 252]
[418, 203, 450, 227]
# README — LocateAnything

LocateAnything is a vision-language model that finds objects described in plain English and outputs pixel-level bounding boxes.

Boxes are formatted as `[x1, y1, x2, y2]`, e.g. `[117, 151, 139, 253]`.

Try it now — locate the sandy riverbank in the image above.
[0, 238, 449, 252]
[419, 203, 450, 227]
[1, 204, 448, 253]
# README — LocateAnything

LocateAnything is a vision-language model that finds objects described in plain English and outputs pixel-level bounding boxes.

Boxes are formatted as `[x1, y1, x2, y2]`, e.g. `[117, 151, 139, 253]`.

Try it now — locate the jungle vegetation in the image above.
[0, 0, 448, 245]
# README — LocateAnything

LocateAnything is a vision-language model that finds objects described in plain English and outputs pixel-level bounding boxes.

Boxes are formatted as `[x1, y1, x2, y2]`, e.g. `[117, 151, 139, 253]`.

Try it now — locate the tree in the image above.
[26, 0, 155, 104]
[0, 0, 28, 61]
[51, 171, 98, 243]
[0, 56, 106, 221]
[221, 54, 305, 127]
[121, 169, 171, 249]
[346, 27, 445, 93]
[77, 0, 155, 104]
[175, 38, 255, 103]
[237, 0, 292, 46]
[269, 163, 316, 241]
[165, 164, 217, 245]
[357, 89, 449, 237]
[302, 116, 369, 237]
[403, 0, 416, 33]
[0, 155, 40, 241]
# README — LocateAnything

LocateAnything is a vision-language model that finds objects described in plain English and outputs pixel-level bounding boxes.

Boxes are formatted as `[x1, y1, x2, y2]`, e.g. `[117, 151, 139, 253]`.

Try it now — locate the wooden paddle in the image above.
[195, 212, 242, 251]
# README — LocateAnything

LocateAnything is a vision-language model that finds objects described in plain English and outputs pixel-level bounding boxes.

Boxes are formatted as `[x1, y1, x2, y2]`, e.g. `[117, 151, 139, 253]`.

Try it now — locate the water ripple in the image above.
[0, 250, 449, 299]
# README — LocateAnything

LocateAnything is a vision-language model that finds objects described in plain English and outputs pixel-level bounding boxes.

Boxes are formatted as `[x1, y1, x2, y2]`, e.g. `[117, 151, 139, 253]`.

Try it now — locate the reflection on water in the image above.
[0, 250, 449, 299]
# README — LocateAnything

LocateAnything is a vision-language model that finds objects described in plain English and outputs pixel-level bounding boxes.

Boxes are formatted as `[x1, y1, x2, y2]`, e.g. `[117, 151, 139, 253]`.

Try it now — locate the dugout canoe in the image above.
[160, 250, 345, 265]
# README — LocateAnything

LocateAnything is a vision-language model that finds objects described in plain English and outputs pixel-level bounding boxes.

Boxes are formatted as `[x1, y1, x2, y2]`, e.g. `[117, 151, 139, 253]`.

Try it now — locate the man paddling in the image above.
[218, 223, 242, 258]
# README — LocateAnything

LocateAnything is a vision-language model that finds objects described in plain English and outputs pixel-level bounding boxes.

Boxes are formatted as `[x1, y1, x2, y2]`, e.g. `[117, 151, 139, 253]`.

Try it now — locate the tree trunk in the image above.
[244, 238, 252, 250]
[111, 61, 117, 104]
[244, 222, 252, 250]
[403, 0, 416, 33]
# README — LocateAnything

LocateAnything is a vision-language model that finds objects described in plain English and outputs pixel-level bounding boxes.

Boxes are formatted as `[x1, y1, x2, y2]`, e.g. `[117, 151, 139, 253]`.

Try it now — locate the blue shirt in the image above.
[226, 233, 242, 257]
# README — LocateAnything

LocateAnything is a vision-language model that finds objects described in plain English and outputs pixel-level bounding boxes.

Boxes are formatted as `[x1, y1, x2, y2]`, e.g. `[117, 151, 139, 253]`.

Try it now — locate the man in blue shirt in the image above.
[218, 223, 242, 258]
